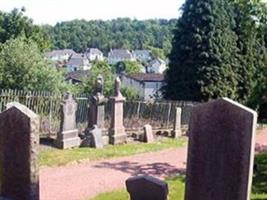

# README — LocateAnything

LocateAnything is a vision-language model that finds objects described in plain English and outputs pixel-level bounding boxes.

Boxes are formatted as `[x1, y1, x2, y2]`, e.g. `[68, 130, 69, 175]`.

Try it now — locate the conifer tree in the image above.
[164, 0, 240, 101]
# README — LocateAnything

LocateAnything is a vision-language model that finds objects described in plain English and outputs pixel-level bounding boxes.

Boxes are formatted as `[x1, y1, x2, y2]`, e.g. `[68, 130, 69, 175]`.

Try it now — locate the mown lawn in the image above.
[90, 152, 267, 200]
[39, 137, 187, 167]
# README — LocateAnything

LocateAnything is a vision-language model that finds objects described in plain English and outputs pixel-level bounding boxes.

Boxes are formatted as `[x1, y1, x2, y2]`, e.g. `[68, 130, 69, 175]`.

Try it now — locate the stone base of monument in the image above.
[109, 128, 127, 145]
[171, 129, 182, 138]
[54, 129, 80, 149]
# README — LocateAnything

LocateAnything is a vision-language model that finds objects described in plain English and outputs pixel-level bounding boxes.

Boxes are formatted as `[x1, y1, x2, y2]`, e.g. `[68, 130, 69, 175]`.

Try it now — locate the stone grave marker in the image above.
[81, 125, 103, 148]
[126, 175, 168, 200]
[143, 124, 154, 143]
[185, 98, 257, 200]
[171, 107, 182, 138]
[0, 102, 39, 200]
[87, 75, 107, 129]
[54, 93, 80, 149]
[109, 77, 127, 144]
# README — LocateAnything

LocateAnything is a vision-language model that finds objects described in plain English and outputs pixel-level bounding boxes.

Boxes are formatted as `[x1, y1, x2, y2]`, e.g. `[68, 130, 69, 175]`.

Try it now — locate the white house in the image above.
[108, 49, 135, 65]
[85, 48, 104, 61]
[45, 49, 75, 62]
[132, 50, 152, 63]
[146, 58, 167, 74]
[66, 53, 91, 72]
[121, 73, 165, 100]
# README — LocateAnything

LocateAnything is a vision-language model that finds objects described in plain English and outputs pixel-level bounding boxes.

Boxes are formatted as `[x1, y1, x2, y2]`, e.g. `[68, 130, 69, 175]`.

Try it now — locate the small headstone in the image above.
[126, 175, 168, 200]
[171, 107, 182, 138]
[0, 102, 39, 200]
[81, 125, 103, 148]
[185, 98, 257, 200]
[54, 93, 80, 149]
[143, 124, 154, 143]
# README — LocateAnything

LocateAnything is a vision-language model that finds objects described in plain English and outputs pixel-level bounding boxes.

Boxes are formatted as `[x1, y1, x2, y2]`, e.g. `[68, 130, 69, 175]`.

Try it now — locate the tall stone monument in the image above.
[0, 102, 39, 200]
[109, 77, 127, 144]
[54, 93, 80, 149]
[171, 107, 182, 138]
[185, 98, 257, 200]
[87, 75, 106, 129]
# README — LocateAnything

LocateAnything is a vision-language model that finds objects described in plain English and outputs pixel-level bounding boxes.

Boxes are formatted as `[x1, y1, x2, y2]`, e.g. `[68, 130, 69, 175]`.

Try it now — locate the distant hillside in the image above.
[43, 18, 177, 55]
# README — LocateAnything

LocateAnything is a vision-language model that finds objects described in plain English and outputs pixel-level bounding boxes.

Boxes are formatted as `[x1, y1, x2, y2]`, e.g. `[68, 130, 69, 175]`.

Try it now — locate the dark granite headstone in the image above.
[0, 102, 39, 200]
[87, 75, 106, 129]
[126, 175, 168, 200]
[54, 93, 80, 149]
[185, 98, 257, 200]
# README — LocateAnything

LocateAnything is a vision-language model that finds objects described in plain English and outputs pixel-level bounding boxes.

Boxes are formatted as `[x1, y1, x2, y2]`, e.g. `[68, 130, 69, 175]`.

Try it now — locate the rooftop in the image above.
[109, 49, 133, 59]
[125, 73, 165, 82]
[65, 70, 90, 82]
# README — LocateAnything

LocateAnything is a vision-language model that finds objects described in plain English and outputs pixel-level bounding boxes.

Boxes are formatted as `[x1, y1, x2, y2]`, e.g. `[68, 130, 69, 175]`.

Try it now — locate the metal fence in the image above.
[0, 89, 198, 135]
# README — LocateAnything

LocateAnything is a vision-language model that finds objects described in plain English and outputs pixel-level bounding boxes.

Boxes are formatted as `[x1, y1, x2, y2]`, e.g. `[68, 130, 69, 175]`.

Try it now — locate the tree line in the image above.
[43, 18, 177, 56]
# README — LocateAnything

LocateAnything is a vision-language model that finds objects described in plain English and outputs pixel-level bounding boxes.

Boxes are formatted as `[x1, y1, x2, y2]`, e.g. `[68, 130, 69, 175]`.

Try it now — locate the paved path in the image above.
[40, 129, 267, 200]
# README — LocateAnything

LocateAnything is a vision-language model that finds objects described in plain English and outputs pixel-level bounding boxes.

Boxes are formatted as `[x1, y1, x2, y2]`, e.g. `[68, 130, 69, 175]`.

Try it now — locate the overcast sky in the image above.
[0, 0, 185, 25]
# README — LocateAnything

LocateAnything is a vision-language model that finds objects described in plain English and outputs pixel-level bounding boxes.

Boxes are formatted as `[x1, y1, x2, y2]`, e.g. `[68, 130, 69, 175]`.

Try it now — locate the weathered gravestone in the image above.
[54, 93, 80, 149]
[81, 125, 103, 148]
[126, 175, 168, 200]
[185, 98, 257, 200]
[109, 77, 127, 144]
[0, 102, 39, 200]
[87, 75, 107, 129]
[171, 107, 182, 138]
[142, 124, 154, 143]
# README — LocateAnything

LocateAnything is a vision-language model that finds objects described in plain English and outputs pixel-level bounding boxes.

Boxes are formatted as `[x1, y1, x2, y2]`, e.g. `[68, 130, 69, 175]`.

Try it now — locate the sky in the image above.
[0, 0, 185, 25]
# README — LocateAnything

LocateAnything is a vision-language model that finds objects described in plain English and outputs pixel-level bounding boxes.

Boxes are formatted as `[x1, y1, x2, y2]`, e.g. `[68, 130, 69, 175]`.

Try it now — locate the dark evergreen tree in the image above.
[231, 0, 267, 108]
[163, 0, 240, 101]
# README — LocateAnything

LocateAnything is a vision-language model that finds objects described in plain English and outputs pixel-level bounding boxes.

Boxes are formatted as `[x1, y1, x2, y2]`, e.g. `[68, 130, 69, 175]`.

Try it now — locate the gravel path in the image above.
[40, 129, 267, 200]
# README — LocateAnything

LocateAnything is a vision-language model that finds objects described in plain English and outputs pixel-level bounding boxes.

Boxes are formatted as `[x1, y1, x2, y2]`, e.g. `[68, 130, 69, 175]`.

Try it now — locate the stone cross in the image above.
[185, 98, 257, 200]
[171, 107, 182, 138]
[109, 77, 127, 145]
[0, 102, 39, 200]
[54, 93, 80, 149]
[126, 175, 168, 200]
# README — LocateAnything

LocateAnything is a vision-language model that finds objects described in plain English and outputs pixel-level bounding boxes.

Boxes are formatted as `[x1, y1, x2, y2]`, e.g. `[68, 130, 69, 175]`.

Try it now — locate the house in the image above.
[85, 48, 104, 61]
[145, 58, 167, 74]
[66, 53, 91, 72]
[65, 70, 90, 84]
[121, 73, 165, 100]
[132, 50, 152, 63]
[108, 49, 135, 65]
[45, 49, 75, 62]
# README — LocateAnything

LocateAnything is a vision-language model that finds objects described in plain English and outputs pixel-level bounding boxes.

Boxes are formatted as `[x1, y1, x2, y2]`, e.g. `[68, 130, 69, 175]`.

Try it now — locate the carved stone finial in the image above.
[95, 75, 104, 96]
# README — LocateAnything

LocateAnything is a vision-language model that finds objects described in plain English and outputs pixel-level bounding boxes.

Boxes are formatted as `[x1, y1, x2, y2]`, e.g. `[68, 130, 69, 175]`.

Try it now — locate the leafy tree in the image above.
[230, 0, 267, 108]
[80, 61, 115, 96]
[115, 61, 142, 74]
[0, 8, 51, 51]
[0, 37, 66, 92]
[147, 46, 166, 60]
[47, 18, 177, 55]
[164, 0, 240, 101]
[121, 86, 140, 100]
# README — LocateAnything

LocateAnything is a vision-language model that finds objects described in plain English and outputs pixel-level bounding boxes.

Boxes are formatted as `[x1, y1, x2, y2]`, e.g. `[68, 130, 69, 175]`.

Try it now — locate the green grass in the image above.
[39, 137, 187, 167]
[90, 152, 267, 200]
